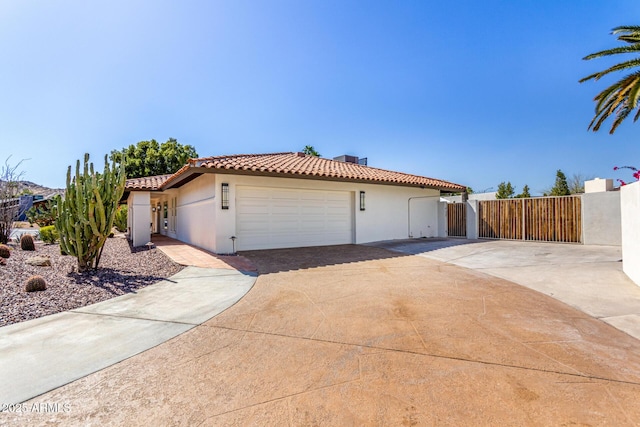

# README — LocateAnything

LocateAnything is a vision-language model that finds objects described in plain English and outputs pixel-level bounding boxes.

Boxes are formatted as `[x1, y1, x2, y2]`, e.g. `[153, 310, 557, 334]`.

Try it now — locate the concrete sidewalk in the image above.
[369, 238, 640, 340]
[0, 253, 256, 405]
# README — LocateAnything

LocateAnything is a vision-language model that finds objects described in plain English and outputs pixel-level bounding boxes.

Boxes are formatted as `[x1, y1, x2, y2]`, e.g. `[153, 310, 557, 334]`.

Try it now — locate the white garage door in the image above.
[236, 186, 354, 250]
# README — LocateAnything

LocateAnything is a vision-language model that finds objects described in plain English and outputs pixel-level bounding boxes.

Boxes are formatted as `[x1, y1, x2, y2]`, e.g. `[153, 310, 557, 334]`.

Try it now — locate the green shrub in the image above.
[39, 225, 59, 244]
[114, 205, 128, 233]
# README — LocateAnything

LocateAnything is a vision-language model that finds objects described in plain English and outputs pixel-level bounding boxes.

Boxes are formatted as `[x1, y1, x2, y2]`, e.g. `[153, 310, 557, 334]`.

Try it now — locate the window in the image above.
[359, 191, 365, 211]
[163, 201, 168, 229]
[221, 183, 229, 209]
[170, 197, 177, 232]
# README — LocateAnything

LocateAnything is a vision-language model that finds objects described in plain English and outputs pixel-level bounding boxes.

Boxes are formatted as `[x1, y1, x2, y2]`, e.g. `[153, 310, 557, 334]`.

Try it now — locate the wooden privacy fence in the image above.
[447, 203, 466, 237]
[478, 196, 582, 243]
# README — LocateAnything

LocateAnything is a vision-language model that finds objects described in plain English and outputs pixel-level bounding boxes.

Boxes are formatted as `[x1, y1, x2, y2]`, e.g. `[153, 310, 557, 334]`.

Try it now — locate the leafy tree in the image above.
[110, 138, 198, 179]
[515, 185, 531, 198]
[0, 157, 26, 243]
[496, 181, 515, 199]
[55, 154, 125, 271]
[302, 145, 321, 157]
[549, 170, 571, 196]
[579, 26, 640, 133]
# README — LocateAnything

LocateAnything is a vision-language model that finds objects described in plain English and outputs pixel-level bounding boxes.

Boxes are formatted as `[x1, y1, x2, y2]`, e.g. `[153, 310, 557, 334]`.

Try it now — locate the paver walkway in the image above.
[5, 244, 640, 425]
[152, 234, 256, 271]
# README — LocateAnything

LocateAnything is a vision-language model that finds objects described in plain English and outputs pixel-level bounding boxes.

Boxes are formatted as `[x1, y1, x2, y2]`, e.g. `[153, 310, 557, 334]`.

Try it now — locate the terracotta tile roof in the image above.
[125, 153, 465, 192]
[162, 152, 465, 191]
[125, 174, 173, 190]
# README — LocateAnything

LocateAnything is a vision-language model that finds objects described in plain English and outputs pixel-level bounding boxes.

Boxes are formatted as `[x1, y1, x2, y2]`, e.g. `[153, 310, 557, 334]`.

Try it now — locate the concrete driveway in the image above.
[4, 243, 640, 425]
[369, 238, 640, 340]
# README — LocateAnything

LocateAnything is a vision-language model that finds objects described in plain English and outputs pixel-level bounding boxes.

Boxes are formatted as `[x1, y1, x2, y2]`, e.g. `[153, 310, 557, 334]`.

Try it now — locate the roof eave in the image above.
[163, 166, 465, 191]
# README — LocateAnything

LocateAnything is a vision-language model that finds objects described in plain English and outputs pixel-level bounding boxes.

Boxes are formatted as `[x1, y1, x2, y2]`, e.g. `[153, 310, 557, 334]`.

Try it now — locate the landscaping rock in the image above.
[25, 256, 52, 267]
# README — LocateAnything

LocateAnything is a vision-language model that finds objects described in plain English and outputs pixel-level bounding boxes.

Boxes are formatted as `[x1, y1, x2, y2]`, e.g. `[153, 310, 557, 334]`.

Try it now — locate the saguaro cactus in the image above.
[55, 153, 125, 272]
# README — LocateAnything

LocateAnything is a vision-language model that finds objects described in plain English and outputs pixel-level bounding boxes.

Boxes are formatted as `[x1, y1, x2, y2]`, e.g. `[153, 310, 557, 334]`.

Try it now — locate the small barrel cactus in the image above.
[20, 234, 35, 251]
[0, 244, 10, 259]
[25, 275, 47, 292]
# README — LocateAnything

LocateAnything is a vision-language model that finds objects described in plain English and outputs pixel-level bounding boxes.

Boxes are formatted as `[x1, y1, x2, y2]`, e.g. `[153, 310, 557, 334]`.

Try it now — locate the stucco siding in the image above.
[175, 174, 217, 253]
[621, 181, 640, 286]
[212, 174, 440, 253]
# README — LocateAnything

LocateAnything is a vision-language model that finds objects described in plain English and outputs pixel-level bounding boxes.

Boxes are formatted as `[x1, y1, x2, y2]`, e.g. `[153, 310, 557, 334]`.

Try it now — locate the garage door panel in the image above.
[236, 186, 353, 250]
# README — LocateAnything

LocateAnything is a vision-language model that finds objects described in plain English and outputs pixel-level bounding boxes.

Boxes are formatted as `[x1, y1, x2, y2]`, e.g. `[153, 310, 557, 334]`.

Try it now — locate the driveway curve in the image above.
[5, 245, 640, 426]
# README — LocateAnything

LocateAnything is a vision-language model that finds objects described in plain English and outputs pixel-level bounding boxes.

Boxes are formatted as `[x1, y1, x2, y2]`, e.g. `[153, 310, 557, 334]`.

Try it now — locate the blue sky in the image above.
[1, 1, 640, 194]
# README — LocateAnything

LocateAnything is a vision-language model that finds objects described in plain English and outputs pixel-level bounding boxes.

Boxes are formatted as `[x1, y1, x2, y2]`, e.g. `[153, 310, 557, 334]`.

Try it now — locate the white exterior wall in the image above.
[128, 191, 151, 247]
[175, 174, 217, 253]
[211, 174, 440, 253]
[585, 178, 614, 193]
[465, 200, 479, 239]
[408, 196, 441, 238]
[437, 202, 448, 237]
[621, 181, 640, 286]
[582, 191, 622, 246]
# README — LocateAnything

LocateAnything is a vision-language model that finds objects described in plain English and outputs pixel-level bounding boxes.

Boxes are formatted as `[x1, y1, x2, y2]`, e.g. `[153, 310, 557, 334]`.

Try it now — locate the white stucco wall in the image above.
[408, 197, 440, 238]
[621, 181, 640, 286]
[127, 191, 151, 247]
[437, 202, 447, 237]
[172, 174, 439, 253]
[582, 191, 622, 246]
[465, 200, 479, 239]
[175, 174, 217, 253]
[136, 173, 444, 253]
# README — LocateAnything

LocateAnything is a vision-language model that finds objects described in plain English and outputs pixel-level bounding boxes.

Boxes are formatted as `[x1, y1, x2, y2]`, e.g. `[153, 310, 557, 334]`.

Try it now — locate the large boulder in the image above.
[25, 256, 52, 267]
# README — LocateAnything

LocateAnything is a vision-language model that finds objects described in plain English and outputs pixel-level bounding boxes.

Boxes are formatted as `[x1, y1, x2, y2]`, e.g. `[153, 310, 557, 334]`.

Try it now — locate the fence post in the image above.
[521, 198, 526, 241]
[466, 200, 478, 239]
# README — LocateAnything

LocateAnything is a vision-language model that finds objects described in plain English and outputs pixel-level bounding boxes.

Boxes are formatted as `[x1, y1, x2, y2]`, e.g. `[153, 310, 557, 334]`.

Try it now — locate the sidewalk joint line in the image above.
[69, 310, 199, 326]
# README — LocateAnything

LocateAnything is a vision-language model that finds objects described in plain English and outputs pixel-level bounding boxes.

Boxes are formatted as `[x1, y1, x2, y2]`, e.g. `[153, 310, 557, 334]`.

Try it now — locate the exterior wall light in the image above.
[360, 191, 365, 211]
[221, 183, 230, 210]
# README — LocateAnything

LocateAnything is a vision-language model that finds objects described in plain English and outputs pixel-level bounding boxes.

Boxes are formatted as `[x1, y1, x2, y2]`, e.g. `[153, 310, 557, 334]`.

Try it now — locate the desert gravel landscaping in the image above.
[0, 236, 183, 327]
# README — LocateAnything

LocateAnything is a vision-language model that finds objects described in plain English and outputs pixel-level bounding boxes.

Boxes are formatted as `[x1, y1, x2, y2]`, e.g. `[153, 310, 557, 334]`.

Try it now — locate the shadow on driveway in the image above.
[240, 244, 411, 274]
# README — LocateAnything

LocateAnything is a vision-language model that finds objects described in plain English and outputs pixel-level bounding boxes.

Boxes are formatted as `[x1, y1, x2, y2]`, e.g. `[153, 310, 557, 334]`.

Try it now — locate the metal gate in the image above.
[447, 203, 466, 237]
[478, 196, 582, 243]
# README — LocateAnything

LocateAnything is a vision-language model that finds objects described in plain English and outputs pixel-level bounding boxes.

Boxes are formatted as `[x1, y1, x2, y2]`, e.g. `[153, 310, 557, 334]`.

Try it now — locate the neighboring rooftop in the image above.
[125, 152, 466, 192]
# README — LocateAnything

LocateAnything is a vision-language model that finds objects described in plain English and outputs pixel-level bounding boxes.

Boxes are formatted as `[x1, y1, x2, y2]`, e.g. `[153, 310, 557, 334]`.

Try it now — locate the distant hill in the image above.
[1, 180, 64, 199]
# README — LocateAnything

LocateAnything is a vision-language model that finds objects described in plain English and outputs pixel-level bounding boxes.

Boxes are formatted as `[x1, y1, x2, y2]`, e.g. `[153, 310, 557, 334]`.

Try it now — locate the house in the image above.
[123, 152, 466, 253]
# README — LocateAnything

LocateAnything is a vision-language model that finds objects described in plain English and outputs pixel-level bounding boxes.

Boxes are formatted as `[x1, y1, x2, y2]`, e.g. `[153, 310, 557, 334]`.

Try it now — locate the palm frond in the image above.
[626, 72, 640, 108]
[579, 58, 640, 82]
[610, 106, 632, 133]
[582, 25, 640, 133]
[593, 80, 624, 111]
[612, 25, 640, 34]
[582, 44, 640, 61]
